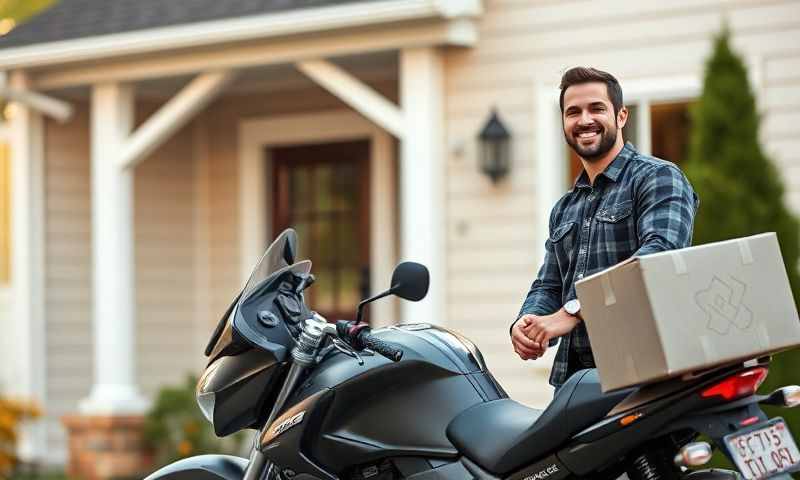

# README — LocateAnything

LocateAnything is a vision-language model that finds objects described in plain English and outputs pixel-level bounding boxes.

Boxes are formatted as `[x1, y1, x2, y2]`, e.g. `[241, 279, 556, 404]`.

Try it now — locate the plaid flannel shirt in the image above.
[517, 142, 698, 388]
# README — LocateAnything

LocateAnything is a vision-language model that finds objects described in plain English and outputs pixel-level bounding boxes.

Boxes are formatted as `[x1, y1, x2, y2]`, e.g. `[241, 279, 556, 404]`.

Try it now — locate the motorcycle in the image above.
[145, 229, 800, 480]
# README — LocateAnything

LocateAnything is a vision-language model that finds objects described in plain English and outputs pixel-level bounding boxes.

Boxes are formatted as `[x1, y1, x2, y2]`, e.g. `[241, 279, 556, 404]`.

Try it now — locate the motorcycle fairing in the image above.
[261, 388, 337, 480]
[143, 455, 247, 480]
[272, 326, 506, 474]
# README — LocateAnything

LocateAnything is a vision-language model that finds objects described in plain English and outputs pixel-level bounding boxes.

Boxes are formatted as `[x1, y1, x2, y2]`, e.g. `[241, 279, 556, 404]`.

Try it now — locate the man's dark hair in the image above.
[559, 67, 623, 115]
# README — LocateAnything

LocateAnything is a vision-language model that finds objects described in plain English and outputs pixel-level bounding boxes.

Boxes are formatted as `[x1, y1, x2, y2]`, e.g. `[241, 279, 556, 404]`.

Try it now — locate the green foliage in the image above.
[144, 376, 245, 466]
[0, 397, 41, 480]
[0, 0, 57, 22]
[684, 28, 800, 475]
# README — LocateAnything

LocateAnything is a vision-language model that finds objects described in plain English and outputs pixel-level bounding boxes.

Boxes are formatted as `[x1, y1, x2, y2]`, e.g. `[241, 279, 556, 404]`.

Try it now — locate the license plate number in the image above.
[725, 418, 800, 479]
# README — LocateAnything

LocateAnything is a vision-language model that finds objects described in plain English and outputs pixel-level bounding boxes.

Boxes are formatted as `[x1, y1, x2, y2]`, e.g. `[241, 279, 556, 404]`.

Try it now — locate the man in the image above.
[511, 67, 699, 391]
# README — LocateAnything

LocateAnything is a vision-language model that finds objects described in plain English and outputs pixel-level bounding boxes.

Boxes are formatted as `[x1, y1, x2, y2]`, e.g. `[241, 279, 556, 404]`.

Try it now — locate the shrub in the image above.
[0, 397, 41, 479]
[684, 27, 800, 472]
[144, 376, 245, 466]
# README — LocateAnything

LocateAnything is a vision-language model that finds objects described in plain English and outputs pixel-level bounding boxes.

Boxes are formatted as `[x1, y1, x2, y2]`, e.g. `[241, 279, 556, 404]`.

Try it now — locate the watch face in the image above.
[565, 299, 581, 315]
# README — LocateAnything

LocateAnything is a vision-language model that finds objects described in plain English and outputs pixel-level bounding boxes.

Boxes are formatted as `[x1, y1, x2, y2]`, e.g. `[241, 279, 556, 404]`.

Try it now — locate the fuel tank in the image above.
[259, 323, 507, 477]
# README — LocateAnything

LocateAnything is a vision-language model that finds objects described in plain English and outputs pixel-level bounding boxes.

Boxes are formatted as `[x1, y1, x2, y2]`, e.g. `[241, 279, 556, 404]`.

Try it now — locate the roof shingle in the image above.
[0, 0, 377, 49]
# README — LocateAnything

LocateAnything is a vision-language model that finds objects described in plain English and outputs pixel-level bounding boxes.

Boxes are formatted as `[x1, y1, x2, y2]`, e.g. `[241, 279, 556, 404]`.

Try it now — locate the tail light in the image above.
[701, 367, 768, 401]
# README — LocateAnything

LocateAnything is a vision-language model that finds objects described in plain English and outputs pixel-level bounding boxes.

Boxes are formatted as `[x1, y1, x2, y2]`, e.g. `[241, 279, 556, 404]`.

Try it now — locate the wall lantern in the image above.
[478, 108, 511, 183]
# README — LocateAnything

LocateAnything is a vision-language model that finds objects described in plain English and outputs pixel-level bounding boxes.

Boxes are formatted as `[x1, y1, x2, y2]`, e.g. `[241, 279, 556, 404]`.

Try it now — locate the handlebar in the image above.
[357, 331, 404, 362]
[335, 320, 404, 362]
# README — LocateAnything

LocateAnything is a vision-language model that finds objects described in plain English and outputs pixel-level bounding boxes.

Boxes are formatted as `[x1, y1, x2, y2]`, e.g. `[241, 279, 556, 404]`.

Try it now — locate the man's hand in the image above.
[511, 315, 547, 360]
[525, 309, 580, 348]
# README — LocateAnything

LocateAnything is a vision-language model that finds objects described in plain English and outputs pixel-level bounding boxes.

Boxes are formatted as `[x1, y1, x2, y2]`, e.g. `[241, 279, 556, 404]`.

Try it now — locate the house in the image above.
[0, 0, 798, 467]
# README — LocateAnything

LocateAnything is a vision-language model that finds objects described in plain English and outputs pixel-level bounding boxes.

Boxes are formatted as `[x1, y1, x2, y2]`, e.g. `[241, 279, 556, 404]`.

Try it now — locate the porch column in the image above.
[8, 71, 47, 459]
[79, 82, 146, 414]
[399, 47, 446, 325]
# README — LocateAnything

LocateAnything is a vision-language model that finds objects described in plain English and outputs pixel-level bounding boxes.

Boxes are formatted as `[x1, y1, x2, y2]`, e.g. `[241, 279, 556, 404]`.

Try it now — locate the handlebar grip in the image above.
[357, 332, 404, 362]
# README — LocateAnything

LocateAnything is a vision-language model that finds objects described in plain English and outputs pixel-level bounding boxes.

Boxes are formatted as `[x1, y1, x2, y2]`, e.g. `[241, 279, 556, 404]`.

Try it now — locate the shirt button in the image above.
[577, 273, 584, 279]
[584, 219, 590, 227]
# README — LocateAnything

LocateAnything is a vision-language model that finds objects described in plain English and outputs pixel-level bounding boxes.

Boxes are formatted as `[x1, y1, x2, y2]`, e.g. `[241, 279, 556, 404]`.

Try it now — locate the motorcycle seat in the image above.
[445, 369, 632, 475]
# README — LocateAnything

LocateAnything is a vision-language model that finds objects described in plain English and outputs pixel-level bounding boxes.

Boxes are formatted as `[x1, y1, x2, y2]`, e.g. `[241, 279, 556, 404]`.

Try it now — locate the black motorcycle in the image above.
[146, 229, 800, 480]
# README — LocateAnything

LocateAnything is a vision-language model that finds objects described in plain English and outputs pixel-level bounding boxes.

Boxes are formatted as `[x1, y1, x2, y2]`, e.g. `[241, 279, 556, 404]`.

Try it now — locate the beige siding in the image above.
[42, 102, 198, 455]
[43, 106, 92, 457]
[134, 102, 198, 395]
[442, 0, 800, 408]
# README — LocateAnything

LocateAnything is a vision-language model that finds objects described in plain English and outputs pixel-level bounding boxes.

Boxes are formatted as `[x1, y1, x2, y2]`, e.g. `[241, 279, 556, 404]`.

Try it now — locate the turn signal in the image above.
[674, 442, 712, 468]
[701, 367, 768, 401]
[778, 385, 800, 407]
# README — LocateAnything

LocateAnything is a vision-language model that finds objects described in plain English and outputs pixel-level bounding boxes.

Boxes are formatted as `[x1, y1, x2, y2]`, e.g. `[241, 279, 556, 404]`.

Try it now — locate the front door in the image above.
[271, 140, 370, 322]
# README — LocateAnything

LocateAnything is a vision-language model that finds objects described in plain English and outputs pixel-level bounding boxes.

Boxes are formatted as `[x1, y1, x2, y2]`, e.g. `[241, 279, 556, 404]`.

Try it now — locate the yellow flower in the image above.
[183, 421, 199, 435]
[177, 440, 193, 456]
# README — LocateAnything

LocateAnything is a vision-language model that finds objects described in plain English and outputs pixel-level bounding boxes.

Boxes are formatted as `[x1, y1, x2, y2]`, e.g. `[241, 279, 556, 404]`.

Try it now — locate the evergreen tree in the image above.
[684, 28, 800, 448]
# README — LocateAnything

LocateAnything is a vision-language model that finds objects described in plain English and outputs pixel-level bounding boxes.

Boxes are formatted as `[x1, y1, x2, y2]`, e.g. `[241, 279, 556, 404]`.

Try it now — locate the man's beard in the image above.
[565, 123, 618, 161]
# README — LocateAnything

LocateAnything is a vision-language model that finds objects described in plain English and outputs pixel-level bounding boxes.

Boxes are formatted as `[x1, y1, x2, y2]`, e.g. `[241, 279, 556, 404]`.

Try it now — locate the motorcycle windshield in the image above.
[204, 229, 299, 356]
[241, 229, 299, 300]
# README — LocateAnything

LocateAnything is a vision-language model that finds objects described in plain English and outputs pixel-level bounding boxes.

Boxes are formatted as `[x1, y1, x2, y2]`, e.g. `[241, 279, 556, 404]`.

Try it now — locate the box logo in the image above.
[695, 276, 753, 335]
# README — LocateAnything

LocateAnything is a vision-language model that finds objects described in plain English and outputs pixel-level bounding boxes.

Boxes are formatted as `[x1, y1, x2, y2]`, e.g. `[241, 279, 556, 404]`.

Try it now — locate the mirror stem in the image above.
[355, 287, 397, 324]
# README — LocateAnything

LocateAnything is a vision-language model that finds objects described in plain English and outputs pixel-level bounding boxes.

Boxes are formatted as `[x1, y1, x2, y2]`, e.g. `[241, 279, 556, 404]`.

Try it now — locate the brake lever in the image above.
[332, 338, 364, 366]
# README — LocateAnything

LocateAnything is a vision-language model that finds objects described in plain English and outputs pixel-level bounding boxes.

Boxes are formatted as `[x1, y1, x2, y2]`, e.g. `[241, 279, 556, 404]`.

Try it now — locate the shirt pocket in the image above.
[550, 221, 576, 272]
[594, 199, 637, 252]
[595, 199, 633, 223]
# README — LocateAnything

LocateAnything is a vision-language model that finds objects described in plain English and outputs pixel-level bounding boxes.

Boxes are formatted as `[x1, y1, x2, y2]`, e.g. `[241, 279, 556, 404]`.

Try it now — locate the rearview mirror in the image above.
[354, 261, 430, 324]
[390, 262, 429, 302]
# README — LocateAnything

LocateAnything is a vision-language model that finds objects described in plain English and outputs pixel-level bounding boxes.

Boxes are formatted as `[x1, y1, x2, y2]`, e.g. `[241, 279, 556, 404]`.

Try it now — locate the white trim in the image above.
[0, 86, 73, 122]
[533, 81, 568, 268]
[399, 47, 446, 326]
[636, 101, 652, 156]
[622, 75, 702, 105]
[295, 60, 405, 139]
[238, 110, 398, 324]
[35, 19, 477, 90]
[7, 71, 47, 460]
[118, 70, 235, 169]
[0, 0, 481, 71]
[81, 82, 147, 415]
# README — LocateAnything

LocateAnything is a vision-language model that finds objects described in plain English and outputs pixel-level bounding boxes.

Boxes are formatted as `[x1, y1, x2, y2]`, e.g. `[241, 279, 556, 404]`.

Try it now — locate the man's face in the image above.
[562, 82, 627, 161]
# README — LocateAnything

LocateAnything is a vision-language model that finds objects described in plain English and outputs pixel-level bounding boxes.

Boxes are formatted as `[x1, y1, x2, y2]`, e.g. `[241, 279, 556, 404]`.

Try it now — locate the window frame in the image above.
[622, 75, 702, 156]
[0, 123, 10, 287]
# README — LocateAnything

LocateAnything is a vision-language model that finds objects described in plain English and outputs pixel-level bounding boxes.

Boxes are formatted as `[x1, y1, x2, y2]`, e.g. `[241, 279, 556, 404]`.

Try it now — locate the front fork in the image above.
[242, 314, 332, 480]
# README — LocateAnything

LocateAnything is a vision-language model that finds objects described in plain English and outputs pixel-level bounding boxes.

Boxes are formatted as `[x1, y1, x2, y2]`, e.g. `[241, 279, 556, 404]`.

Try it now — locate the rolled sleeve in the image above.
[633, 165, 698, 257]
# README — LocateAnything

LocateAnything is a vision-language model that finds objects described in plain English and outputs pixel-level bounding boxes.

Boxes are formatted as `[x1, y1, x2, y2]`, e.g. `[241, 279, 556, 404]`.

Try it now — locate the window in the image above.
[0, 102, 11, 285]
[567, 100, 693, 182]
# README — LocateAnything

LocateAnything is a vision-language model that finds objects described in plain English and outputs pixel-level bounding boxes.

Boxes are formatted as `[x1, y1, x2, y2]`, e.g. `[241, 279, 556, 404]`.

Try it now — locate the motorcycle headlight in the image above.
[196, 361, 222, 423]
[196, 391, 216, 423]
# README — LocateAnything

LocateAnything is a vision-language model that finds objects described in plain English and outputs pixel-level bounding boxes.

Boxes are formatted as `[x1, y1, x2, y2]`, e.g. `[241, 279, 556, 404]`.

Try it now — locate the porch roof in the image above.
[0, 0, 377, 48]
[0, 0, 480, 72]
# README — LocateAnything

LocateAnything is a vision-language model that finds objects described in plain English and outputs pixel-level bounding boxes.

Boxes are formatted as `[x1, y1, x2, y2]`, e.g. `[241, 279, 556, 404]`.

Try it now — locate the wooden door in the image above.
[271, 140, 371, 322]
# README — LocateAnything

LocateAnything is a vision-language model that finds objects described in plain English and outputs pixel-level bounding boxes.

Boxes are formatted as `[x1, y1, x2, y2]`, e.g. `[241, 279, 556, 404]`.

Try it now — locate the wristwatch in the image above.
[564, 299, 582, 319]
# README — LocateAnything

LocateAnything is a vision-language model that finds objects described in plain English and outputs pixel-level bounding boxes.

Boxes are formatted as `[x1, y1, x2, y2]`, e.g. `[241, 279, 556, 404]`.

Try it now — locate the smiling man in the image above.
[511, 67, 699, 391]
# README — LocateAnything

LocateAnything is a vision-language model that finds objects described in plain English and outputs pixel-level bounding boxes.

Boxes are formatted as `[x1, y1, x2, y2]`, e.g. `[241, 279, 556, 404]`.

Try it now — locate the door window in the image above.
[271, 140, 370, 322]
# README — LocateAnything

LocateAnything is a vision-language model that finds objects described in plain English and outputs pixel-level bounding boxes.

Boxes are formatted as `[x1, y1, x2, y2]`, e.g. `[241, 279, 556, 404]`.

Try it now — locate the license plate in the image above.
[725, 418, 800, 479]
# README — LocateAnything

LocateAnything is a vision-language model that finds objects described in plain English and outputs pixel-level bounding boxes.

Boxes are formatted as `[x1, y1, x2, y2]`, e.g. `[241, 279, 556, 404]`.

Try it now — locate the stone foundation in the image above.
[62, 415, 154, 480]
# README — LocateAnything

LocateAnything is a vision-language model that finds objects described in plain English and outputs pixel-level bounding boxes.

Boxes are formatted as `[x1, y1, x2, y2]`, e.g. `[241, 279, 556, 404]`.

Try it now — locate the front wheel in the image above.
[681, 469, 742, 479]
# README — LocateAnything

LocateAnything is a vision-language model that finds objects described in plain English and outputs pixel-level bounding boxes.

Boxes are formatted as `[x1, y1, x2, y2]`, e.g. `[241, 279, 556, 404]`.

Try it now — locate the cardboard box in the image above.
[575, 233, 800, 392]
